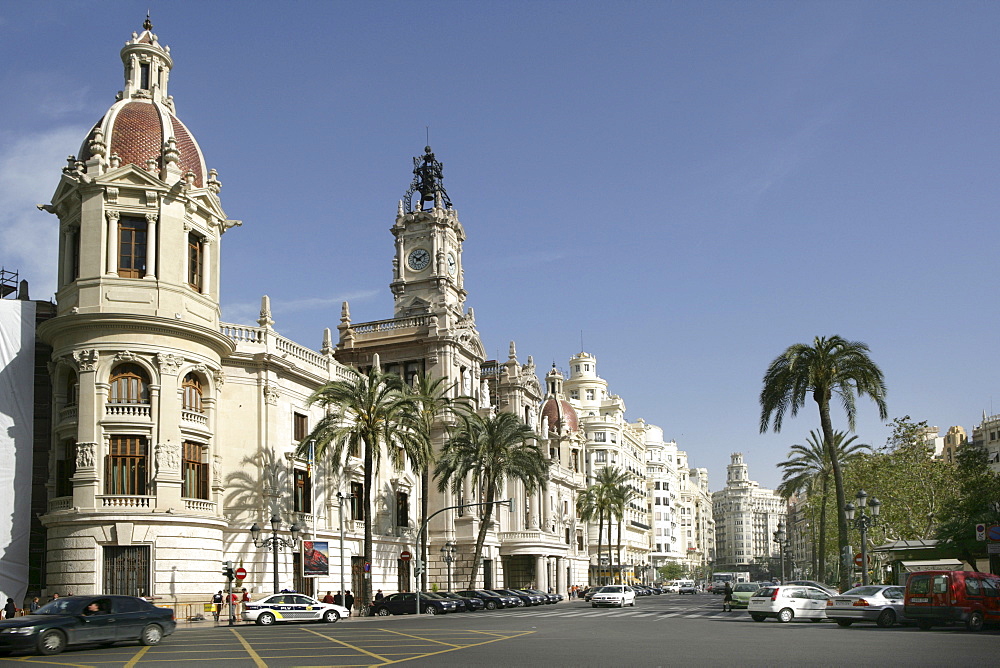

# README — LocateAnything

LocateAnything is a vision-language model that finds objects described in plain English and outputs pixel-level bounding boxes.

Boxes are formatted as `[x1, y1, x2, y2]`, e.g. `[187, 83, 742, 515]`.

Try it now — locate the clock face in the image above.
[447, 252, 457, 276]
[407, 248, 430, 271]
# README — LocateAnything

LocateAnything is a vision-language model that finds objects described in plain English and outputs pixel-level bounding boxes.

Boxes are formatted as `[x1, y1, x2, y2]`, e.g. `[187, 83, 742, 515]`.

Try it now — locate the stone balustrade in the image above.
[105, 403, 151, 419]
[98, 495, 154, 509]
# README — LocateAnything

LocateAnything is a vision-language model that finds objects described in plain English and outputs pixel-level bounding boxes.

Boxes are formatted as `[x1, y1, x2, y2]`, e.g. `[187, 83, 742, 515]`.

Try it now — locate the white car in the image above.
[748, 585, 830, 623]
[242, 593, 349, 625]
[591, 585, 636, 608]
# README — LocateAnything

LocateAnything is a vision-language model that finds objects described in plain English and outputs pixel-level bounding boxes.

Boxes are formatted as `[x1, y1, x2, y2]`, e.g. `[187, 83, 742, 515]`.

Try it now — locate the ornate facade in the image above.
[712, 453, 786, 574]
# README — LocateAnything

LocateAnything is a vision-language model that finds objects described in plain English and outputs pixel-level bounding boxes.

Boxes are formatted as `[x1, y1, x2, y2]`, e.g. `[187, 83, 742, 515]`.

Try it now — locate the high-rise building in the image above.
[712, 453, 785, 577]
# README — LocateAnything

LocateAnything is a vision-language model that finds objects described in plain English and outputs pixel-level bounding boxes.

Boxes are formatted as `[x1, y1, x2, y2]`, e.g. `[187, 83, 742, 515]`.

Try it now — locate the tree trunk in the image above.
[818, 474, 828, 583]
[616, 518, 623, 584]
[362, 438, 373, 614]
[607, 513, 614, 585]
[816, 392, 850, 592]
[420, 469, 429, 591]
[467, 479, 496, 591]
[596, 508, 604, 586]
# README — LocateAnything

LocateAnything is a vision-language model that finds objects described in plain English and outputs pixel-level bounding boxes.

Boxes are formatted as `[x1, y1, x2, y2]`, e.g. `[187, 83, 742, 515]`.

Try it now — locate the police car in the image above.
[242, 593, 349, 625]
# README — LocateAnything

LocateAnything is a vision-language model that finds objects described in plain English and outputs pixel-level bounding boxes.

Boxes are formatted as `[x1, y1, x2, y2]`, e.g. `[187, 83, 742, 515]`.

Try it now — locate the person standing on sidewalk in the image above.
[344, 590, 355, 613]
[212, 591, 224, 621]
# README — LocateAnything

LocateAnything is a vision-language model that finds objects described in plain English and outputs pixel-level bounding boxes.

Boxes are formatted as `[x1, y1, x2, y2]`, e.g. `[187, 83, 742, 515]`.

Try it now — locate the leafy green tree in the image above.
[298, 365, 420, 612]
[404, 374, 469, 590]
[657, 563, 686, 581]
[576, 486, 605, 585]
[777, 430, 869, 582]
[435, 410, 549, 590]
[760, 335, 888, 591]
[935, 443, 1000, 570]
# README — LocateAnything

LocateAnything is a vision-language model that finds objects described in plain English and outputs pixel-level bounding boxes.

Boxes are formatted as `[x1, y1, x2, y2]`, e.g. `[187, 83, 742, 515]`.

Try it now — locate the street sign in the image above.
[854, 553, 870, 567]
[988, 525, 1000, 541]
[364, 562, 371, 572]
[400, 550, 412, 562]
[988, 543, 1000, 554]
[235, 567, 247, 580]
[976, 523, 987, 541]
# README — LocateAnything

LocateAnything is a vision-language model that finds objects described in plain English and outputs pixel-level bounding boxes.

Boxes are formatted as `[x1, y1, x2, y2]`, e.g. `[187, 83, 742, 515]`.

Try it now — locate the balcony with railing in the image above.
[220, 322, 351, 380]
[59, 405, 78, 424]
[181, 409, 208, 427]
[183, 498, 217, 513]
[105, 403, 151, 419]
[48, 496, 73, 512]
[98, 495, 155, 509]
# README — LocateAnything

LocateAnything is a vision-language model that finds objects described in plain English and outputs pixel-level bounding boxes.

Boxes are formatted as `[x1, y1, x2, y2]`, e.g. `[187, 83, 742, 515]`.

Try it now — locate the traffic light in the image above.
[222, 560, 234, 580]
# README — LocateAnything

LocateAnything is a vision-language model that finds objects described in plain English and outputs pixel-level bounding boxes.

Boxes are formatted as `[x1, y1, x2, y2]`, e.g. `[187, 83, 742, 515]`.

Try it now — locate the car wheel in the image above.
[323, 609, 340, 623]
[917, 619, 933, 631]
[751, 614, 766, 622]
[592, 603, 598, 608]
[835, 619, 853, 627]
[256, 612, 276, 626]
[486, 601, 497, 610]
[876, 609, 896, 628]
[630, 599, 636, 607]
[376, 607, 391, 616]
[140, 624, 163, 646]
[38, 629, 67, 655]
[966, 611, 984, 632]
[777, 608, 794, 623]
[423, 605, 438, 615]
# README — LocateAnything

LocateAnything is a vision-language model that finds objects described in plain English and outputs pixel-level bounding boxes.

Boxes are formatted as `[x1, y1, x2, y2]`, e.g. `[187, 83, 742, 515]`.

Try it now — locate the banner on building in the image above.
[0, 300, 36, 607]
[302, 541, 330, 577]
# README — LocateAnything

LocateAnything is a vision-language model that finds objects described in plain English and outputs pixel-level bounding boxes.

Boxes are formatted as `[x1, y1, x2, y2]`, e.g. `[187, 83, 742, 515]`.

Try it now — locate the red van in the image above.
[904, 570, 1000, 631]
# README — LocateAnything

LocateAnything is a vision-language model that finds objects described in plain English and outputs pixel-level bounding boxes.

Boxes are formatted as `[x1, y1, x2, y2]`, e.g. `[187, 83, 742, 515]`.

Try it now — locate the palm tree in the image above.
[435, 410, 549, 590]
[578, 466, 627, 584]
[611, 476, 637, 584]
[404, 373, 469, 590]
[298, 364, 421, 612]
[576, 487, 603, 584]
[776, 430, 869, 582]
[760, 335, 887, 591]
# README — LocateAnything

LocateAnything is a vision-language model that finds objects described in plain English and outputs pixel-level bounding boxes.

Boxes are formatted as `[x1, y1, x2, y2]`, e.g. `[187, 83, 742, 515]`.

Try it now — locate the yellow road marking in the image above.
[124, 645, 151, 668]
[230, 628, 268, 667]
[370, 629, 535, 666]
[299, 627, 391, 663]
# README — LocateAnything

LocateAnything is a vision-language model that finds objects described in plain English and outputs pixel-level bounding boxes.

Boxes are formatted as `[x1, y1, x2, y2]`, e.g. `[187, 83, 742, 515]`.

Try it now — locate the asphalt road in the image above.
[2, 593, 997, 667]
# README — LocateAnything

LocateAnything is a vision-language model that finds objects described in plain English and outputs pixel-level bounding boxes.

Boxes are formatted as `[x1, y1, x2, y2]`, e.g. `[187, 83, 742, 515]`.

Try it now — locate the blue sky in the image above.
[2, 1, 998, 491]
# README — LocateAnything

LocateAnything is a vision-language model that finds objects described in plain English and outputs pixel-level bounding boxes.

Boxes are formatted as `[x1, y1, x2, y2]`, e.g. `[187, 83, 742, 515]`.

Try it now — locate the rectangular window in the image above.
[139, 63, 151, 90]
[396, 491, 409, 526]
[586, 389, 595, 401]
[570, 390, 579, 400]
[105, 436, 147, 495]
[571, 451, 579, 472]
[593, 432, 606, 443]
[182, 441, 209, 499]
[104, 545, 150, 597]
[71, 230, 81, 281]
[118, 217, 147, 278]
[350, 481, 364, 521]
[293, 413, 308, 442]
[294, 469, 312, 513]
[187, 233, 202, 290]
[55, 439, 76, 498]
[594, 451, 606, 463]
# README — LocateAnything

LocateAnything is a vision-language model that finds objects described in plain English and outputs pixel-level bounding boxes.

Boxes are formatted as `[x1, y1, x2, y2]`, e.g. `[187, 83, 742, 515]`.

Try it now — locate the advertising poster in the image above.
[303, 540, 330, 577]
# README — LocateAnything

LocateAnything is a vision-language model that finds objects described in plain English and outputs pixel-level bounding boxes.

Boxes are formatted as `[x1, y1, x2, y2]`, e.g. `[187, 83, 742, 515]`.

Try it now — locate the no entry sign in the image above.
[400, 550, 412, 561]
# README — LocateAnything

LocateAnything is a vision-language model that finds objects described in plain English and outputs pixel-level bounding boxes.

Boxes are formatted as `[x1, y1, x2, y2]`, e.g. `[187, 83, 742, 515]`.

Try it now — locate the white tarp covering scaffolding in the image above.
[0, 299, 35, 607]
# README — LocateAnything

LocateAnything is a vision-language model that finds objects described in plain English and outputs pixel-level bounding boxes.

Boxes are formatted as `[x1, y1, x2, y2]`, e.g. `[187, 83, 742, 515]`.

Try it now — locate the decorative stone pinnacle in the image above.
[258, 295, 275, 328]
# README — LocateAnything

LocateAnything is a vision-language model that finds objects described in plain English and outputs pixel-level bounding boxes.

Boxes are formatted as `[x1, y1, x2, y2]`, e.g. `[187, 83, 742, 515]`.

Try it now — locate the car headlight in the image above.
[1, 626, 37, 635]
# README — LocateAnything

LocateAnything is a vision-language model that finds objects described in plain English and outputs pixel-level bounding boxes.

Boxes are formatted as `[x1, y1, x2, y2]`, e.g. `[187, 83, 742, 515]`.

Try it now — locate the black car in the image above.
[524, 588, 559, 604]
[437, 592, 485, 612]
[371, 592, 457, 616]
[457, 589, 509, 610]
[503, 589, 545, 606]
[0, 595, 175, 656]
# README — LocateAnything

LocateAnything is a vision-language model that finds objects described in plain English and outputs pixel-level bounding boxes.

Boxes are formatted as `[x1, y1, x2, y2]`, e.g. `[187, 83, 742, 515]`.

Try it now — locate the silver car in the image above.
[748, 585, 830, 623]
[826, 585, 908, 628]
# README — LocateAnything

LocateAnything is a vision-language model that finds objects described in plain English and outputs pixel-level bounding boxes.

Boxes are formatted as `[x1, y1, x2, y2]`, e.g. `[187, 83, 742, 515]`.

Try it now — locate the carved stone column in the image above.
[535, 554, 547, 591]
[144, 212, 157, 278]
[105, 210, 119, 274]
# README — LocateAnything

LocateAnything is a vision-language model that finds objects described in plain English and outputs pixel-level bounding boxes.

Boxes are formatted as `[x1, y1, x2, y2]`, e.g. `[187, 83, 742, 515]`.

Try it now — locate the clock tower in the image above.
[390, 147, 467, 319]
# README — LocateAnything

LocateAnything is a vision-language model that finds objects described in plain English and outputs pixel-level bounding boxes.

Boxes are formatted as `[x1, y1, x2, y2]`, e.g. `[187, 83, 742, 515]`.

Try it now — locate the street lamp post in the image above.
[337, 492, 354, 606]
[440, 541, 456, 592]
[773, 521, 787, 583]
[845, 489, 881, 586]
[250, 514, 301, 594]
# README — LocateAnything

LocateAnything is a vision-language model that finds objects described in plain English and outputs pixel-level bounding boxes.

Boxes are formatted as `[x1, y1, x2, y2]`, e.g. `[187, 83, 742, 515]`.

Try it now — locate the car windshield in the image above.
[842, 586, 885, 597]
[734, 584, 759, 592]
[597, 586, 624, 593]
[34, 599, 81, 615]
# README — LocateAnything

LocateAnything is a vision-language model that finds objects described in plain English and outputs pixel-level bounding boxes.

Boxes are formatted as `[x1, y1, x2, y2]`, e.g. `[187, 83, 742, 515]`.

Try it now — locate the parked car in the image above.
[730, 582, 762, 609]
[243, 593, 349, 625]
[437, 592, 484, 612]
[495, 589, 544, 606]
[784, 580, 839, 596]
[371, 592, 457, 616]
[591, 585, 636, 608]
[826, 585, 908, 628]
[905, 570, 1000, 632]
[523, 588, 559, 604]
[583, 587, 599, 601]
[748, 585, 831, 623]
[456, 590, 510, 610]
[0, 595, 175, 656]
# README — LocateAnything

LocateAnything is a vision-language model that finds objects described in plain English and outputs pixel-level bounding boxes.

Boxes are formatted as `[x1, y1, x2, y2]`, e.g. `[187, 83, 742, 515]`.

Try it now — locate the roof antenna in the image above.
[426, 126, 430, 148]
[580, 330, 584, 353]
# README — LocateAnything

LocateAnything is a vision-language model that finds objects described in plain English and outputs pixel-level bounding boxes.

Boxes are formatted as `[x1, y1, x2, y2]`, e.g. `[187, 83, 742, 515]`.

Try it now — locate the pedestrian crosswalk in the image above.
[484, 606, 750, 621]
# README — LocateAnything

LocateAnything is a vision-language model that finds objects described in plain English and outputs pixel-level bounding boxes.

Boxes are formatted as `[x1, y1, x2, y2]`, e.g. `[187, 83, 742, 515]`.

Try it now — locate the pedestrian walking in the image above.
[3, 598, 17, 619]
[212, 591, 224, 621]
[29, 597, 41, 613]
[344, 590, 355, 611]
[723, 582, 734, 612]
[334, 590, 344, 606]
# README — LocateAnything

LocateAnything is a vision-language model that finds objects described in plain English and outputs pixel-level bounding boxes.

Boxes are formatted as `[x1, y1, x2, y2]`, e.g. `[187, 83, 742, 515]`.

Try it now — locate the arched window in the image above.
[182, 373, 203, 413]
[65, 371, 78, 407]
[109, 364, 149, 404]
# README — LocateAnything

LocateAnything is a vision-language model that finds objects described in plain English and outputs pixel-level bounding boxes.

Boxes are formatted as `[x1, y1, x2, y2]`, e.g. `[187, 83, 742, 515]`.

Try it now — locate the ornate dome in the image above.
[75, 18, 208, 187]
[541, 396, 579, 434]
